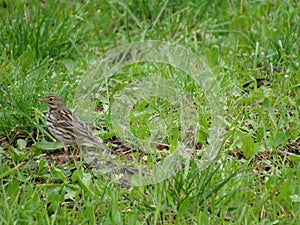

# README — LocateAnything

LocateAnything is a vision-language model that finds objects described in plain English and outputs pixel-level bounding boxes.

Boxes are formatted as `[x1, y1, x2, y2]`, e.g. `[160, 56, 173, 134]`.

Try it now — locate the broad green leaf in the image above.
[33, 141, 65, 150]
[72, 169, 94, 198]
[51, 167, 67, 182]
[17, 139, 27, 150]
[240, 134, 255, 159]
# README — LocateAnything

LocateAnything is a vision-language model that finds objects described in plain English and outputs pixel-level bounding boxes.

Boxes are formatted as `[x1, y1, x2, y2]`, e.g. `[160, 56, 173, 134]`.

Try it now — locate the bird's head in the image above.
[38, 94, 66, 110]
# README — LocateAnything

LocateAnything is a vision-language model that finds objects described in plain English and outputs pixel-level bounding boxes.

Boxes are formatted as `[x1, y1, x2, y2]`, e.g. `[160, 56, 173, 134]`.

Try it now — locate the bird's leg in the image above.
[59, 145, 69, 164]
[73, 145, 80, 161]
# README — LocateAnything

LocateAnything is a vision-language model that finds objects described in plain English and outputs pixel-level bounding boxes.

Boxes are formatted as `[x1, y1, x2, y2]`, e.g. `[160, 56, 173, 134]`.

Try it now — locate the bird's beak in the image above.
[37, 98, 46, 102]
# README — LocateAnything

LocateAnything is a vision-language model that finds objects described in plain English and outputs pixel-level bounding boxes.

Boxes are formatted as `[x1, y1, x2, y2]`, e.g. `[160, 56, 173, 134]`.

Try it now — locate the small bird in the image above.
[38, 94, 111, 153]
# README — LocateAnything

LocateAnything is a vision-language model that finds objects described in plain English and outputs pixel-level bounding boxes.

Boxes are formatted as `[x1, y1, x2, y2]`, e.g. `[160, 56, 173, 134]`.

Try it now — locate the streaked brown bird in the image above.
[38, 94, 111, 153]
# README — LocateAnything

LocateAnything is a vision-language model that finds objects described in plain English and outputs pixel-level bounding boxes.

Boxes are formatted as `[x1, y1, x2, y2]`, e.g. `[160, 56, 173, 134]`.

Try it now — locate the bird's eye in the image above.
[49, 97, 54, 102]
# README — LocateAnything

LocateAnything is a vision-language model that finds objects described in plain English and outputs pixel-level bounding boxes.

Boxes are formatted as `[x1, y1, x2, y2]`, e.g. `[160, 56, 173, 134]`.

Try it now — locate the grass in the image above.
[0, 0, 300, 224]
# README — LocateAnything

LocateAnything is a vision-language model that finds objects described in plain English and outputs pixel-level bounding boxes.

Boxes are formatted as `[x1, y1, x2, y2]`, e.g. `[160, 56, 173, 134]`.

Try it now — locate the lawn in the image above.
[0, 0, 299, 224]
